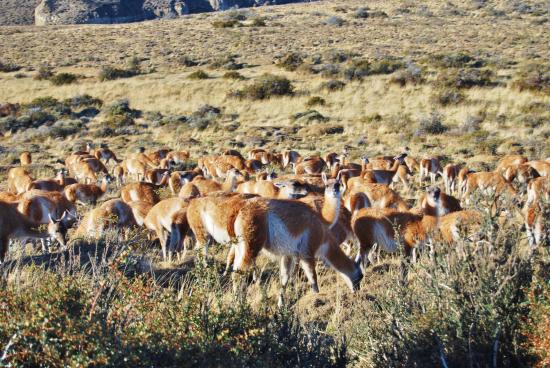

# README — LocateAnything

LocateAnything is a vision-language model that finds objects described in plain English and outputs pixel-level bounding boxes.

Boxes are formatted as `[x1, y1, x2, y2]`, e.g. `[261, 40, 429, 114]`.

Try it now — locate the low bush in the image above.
[416, 112, 448, 135]
[212, 19, 240, 28]
[231, 74, 294, 100]
[343, 58, 403, 81]
[65, 94, 103, 109]
[354, 7, 369, 18]
[98, 66, 138, 81]
[49, 72, 78, 86]
[34, 66, 54, 81]
[325, 16, 345, 26]
[391, 63, 424, 86]
[291, 110, 329, 124]
[432, 88, 465, 106]
[104, 99, 140, 119]
[436, 68, 496, 89]
[429, 52, 485, 68]
[458, 114, 483, 133]
[276, 52, 304, 72]
[512, 64, 550, 94]
[187, 70, 209, 80]
[178, 56, 199, 67]
[305, 96, 326, 108]
[320, 79, 346, 91]
[223, 71, 244, 80]
[188, 105, 221, 130]
[209, 55, 244, 70]
[0, 61, 21, 73]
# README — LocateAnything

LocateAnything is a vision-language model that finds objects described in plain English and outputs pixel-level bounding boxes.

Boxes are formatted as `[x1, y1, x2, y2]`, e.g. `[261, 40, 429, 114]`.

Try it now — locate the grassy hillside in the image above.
[0, 0, 549, 366]
[0, 0, 41, 26]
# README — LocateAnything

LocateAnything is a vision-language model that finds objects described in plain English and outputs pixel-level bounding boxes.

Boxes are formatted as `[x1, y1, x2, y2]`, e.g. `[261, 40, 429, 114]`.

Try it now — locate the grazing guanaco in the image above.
[0, 202, 67, 263]
[293, 155, 326, 175]
[343, 179, 409, 211]
[20, 151, 32, 166]
[190, 169, 245, 196]
[361, 153, 408, 186]
[231, 172, 362, 304]
[528, 160, 550, 177]
[73, 199, 136, 240]
[120, 158, 148, 182]
[144, 197, 191, 262]
[17, 190, 77, 250]
[281, 150, 301, 169]
[7, 167, 34, 194]
[92, 144, 120, 165]
[166, 150, 190, 165]
[120, 174, 168, 205]
[112, 165, 125, 186]
[248, 149, 274, 165]
[462, 171, 517, 200]
[126, 201, 153, 226]
[351, 187, 445, 267]
[178, 182, 201, 199]
[145, 168, 170, 185]
[64, 175, 111, 205]
[419, 157, 442, 185]
[442, 163, 462, 194]
[457, 166, 473, 197]
[27, 170, 67, 192]
[71, 158, 109, 184]
[523, 203, 547, 247]
[495, 155, 528, 173]
[237, 179, 310, 199]
[169, 170, 203, 194]
[187, 192, 257, 270]
[504, 164, 540, 185]
[418, 189, 462, 216]
[526, 177, 550, 205]
[255, 169, 277, 182]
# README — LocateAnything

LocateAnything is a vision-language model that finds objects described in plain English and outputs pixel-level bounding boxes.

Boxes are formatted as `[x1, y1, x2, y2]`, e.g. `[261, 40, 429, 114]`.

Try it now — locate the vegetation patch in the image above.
[187, 70, 209, 80]
[512, 63, 550, 94]
[436, 68, 497, 89]
[98, 66, 139, 82]
[231, 74, 294, 100]
[0, 60, 21, 73]
[49, 72, 78, 86]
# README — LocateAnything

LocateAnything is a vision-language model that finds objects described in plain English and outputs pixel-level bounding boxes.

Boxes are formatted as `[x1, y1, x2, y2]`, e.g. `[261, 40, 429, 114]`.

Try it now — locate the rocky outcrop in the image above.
[34, 0, 310, 25]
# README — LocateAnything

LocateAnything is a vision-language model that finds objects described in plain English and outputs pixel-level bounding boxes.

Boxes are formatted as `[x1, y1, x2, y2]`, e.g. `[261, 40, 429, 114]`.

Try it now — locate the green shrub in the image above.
[432, 88, 465, 106]
[223, 71, 244, 80]
[34, 66, 54, 80]
[249, 17, 266, 27]
[436, 68, 496, 89]
[232, 74, 294, 100]
[276, 52, 304, 71]
[416, 112, 448, 135]
[512, 64, 550, 94]
[0, 61, 21, 73]
[209, 55, 244, 70]
[343, 58, 403, 81]
[98, 66, 138, 81]
[291, 110, 329, 124]
[188, 70, 209, 80]
[354, 7, 369, 18]
[320, 79, 346, 91]
[49, 73, 78, 86]
[306, 96, 326, 108]
[179, 56, 199, 67]
[325, 16, 345, 26]
[391, 63, 424, 86]
[429, 52, 485, 68]
[188, 105, 221, 130]
[212, 19, 240, 28]
[104, 99, 140, 119]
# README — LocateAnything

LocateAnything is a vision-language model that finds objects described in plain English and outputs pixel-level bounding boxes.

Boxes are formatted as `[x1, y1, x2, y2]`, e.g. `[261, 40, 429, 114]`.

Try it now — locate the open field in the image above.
[0, 0, 549, 366]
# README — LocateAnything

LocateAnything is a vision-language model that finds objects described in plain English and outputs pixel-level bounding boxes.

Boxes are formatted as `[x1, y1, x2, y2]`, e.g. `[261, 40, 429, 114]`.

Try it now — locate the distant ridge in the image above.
[0, 0, 313, 26]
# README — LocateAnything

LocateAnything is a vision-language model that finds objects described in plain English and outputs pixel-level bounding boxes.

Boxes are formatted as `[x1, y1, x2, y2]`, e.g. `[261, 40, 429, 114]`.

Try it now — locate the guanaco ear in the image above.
[322, 172, 328, 185]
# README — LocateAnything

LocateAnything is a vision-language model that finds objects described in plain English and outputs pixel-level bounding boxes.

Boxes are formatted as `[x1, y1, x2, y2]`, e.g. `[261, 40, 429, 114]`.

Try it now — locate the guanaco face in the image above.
[20, 151, 32, 166]
[418, 187, 462, 217]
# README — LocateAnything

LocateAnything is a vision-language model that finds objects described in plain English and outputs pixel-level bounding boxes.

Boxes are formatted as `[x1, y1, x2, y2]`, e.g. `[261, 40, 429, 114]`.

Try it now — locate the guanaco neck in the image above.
[321, 190, 341, 229]
[389, 159, 400, 173]
[222, 173, 238, 192]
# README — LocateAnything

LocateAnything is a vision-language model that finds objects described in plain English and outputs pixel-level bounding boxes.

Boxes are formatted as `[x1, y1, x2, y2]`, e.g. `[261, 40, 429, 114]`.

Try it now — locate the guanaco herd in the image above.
[1, 144, 548, 305]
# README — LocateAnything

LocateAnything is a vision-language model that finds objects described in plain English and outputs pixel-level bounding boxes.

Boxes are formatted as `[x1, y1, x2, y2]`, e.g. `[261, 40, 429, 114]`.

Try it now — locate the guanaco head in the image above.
[393, 152, 408, 164]
[47, 211, 72, 247]
[322, 172, 342, 200]
[426, 186, 441, 207]
[274, 180, 309, 199]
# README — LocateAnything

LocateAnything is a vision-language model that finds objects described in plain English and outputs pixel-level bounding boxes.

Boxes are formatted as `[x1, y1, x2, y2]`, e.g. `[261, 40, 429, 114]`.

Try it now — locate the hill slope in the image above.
[0, 0, 41, 26]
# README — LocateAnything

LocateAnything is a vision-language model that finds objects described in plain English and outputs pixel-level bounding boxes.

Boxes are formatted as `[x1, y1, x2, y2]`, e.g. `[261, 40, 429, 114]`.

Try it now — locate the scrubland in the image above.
[0, 0, 549, 366]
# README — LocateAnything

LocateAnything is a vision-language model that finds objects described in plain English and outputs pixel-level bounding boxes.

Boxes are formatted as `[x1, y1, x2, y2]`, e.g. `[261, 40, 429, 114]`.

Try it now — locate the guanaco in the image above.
[231, 172, 362, 304]
[419, 157, 442, 185]
[73, 199, 136, 240]
[0, 202, 67, 263]
[528, 160, 550, 177]
[361, 153, 408, 186]
[190, 169, 245, 196]
[64, 175, 111, 205]
[120, 173, 169, 205]
[144, 197, 191, 262]
[293, 155, 326, 175]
